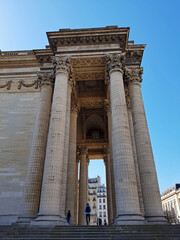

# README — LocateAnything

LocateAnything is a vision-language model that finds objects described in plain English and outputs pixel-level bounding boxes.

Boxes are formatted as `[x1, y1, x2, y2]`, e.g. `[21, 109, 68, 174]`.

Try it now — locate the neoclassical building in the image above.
[88, 176, 108, 225]
[0, 26, 167, 226]
[161, 184, 180, 223]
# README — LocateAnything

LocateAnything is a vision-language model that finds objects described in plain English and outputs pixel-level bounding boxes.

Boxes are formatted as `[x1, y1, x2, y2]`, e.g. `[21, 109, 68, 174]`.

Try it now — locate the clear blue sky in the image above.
[1, 0, 180, 193]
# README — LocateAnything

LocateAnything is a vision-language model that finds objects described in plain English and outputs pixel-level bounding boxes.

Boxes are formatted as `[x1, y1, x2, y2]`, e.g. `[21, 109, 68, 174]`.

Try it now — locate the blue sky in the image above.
[0, 0, 180, 193]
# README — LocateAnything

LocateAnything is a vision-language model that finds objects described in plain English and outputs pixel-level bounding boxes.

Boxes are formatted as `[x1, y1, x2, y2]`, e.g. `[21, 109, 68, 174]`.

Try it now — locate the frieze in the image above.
[18, 79, 39, 89]
[125, 50, 144, 66]
[0, 80, 12, 90]
[71, 57, 105, 68]
[0, 71, 54, 93]
[74, 71, 105, 81]
[79, 99, 104, 108]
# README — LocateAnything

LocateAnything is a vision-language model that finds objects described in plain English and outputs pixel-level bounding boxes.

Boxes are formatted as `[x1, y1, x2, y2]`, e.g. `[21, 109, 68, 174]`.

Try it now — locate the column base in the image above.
[32, 213, 68, 226]
[145, 213, 167, 224]
[114, 211, 144, 225]
[16, 214, 36, 224]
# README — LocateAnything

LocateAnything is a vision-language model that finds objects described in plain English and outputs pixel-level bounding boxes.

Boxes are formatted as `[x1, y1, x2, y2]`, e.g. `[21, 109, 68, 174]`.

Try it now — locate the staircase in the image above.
[0, 225, 180, 240]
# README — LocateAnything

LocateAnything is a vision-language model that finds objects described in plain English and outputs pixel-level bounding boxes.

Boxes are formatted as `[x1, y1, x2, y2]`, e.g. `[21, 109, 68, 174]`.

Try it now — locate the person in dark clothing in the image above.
[84, 203, 91, 225]
[67, 210, 71, 224]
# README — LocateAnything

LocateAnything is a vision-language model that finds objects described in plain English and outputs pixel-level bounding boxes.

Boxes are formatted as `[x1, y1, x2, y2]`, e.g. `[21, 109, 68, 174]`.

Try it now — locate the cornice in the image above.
[47, 26, 130, 52]
[0, 26, 145, 68]
[33, 49, 53, 64]
[125, 43, 146, 66]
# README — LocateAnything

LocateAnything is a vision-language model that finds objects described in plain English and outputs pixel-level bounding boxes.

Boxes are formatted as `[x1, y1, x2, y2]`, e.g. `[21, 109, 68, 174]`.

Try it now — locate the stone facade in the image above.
[88, 176, 108, 225]
[161, 184, 180, 223]
[0, 26, 166, 225]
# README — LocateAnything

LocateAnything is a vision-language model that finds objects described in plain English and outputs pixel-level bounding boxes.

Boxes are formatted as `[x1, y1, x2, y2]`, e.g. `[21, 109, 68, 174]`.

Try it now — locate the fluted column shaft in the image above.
[18, 72, 53, 223]
[106, 53, 143, 224]
[105, 99, 116, 222]
[126, 67, 166, 223]
[126, 99, 144, 216]
[60, 82, 72, 216]
[74, 160, 79, 225]
[78, 147, 88, 225]
[35, 57, 70, 225]
[104, 153, 113, 224]
[66, 104, 79, 224]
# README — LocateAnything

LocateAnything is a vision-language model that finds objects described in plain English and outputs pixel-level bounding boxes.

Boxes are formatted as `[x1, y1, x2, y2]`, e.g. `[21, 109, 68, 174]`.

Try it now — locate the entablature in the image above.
[47, 26, 129, 52]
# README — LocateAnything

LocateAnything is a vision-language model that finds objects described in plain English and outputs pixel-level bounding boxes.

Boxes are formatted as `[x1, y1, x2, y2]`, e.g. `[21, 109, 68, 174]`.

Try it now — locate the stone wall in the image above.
[0, 91, 40, 224]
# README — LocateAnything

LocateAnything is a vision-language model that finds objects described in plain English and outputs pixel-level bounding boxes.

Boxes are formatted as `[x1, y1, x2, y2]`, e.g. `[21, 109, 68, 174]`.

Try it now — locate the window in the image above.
[103, 205, 106, 209]
[99, 205, 102, 209]
[104, 212, 106, 217]
[99, 199, 101, 203]
[103, 199, 105, 203]
[99, 211, 102, 217]
[93, 197, 96, 201]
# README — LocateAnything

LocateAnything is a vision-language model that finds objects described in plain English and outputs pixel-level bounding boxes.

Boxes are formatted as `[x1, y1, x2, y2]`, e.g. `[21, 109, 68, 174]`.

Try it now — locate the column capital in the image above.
[71, 102, 80, 114]
[105, 52, 125, 74]
[37, 71, 55, 88]
[77, 146, 88, 155]
[125, 67, 143, 85]
[103, 145, 110, 154]
[104, 99, 110, 113]
[52, 56, 71, 75]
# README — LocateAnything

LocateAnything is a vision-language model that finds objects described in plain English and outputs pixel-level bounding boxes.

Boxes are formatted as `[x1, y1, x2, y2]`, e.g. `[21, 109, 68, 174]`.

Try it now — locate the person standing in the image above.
[84, 203, 91, 225]
[67, 210, 71, 224]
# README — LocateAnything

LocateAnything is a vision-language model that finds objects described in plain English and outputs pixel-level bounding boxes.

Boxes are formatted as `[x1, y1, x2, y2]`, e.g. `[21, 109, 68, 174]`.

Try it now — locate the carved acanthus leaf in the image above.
[37, 71, 54, 87]
[125, 67, 143, 84]
[52, 56, 71, 74]
[77, 146, 88, 155]
[105, 52, 125, 73]
[104, 99, 110, 112]
[71, 102, 80, 114]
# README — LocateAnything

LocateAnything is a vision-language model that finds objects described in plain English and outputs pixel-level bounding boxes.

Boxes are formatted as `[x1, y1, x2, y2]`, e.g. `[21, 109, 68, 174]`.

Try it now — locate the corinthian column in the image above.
[125, 67, 166, 223]
[35, 56, 70, 225]
[66, 102, 79, 224]
[104, 100, 114, 223]
[17, 71, 54, 223]
[78, 147, 88, 225]
[125, 90, 144, 216]
[105, 53, 144, 224]
[60, 78, 75, 216]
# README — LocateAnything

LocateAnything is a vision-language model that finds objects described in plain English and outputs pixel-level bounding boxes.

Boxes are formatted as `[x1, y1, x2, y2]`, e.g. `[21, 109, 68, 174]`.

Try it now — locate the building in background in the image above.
[88, 176, 108, 225]
[161, 184, 180, 223]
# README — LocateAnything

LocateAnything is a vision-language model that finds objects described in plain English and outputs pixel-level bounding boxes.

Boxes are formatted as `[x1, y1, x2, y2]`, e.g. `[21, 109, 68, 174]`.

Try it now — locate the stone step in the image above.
[1, 225, 180, 240]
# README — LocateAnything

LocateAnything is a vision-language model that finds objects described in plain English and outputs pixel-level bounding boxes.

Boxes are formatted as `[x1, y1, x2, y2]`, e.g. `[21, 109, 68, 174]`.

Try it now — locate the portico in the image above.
[0, 26, 167, 226]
